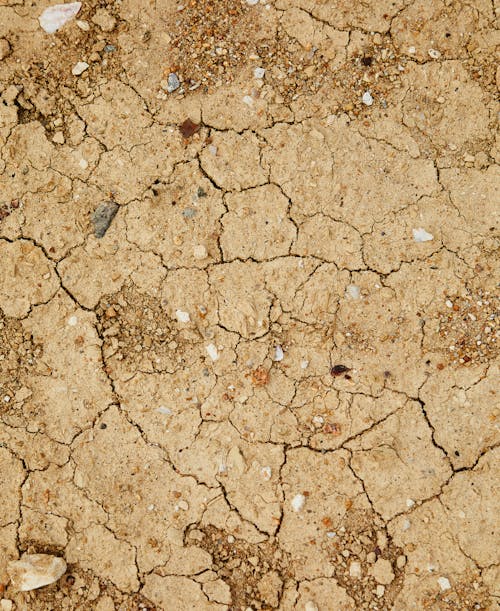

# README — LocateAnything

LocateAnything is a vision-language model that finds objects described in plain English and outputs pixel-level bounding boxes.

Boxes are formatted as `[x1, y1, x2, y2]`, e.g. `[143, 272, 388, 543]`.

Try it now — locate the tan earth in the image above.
[0, 0, 499, 609]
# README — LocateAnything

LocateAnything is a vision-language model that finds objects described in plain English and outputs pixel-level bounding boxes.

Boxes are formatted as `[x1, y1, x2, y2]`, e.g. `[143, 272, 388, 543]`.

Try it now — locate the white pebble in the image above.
[428, 48, 441, 59]
[253, 67, 265, 79]
[291, 493, 306, 512]
[193, 244, 208, 260]
[304, 602, 319, 611]
[206, 343, 219, 361]
[0, 600, 14, 611]
[72, 61, 89, 76]
[242, 95, 254, 106]
[300, 360, 309, 369]
[438, 577, 451, 591]
[67, 315, 78, 326]
[408, 46, 416, 54]
[406, 498, 415, 507]
[273, 345, 284, 361]
[349, 561, 362, 578]
[261, 466, 272, 480]
[312, 415, 324, 427]
[362, 91, 373, 106]
[39, 2, 81, 33]
[156, 406, 172, 415]
[376, 585, 385, 597]
[175, 309, 190, 323]
[346, 284, 361, 299]
[76, 19, 90, 31]
[209, 145, 217, 156]
[79, 158, 88, 170]
[246, 0, 259, 4]
[412, 227, 434, 242]
[445, 300, 453, 308]
[7, 554, 67, 591]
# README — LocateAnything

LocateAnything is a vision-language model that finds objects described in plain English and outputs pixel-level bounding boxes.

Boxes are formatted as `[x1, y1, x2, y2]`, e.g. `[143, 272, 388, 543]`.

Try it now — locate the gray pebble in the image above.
[182, 207, 197, 219]
[167, 73, 180, 93]
[92, 201, 119, 238]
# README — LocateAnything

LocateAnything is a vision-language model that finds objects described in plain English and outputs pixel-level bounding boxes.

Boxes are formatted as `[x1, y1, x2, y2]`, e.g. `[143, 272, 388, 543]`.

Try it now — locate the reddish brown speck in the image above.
[179, 118, 201, 138]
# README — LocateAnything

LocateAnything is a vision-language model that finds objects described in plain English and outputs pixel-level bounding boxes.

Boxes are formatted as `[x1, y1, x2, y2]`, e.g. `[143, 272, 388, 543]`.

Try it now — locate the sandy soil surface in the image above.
[0, 0, 499, 609]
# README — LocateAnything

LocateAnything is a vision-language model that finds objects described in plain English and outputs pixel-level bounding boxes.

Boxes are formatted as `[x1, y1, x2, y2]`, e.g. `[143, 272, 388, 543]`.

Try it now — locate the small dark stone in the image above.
[331, 364, 351, 376]
[197, 186, 207, 197]
[64, 574, 75, 586]
[91, 201, 119, 238]
[179, 118, 200, 138]
[100, 423, 107, 429]
[362, 56, 373, 66]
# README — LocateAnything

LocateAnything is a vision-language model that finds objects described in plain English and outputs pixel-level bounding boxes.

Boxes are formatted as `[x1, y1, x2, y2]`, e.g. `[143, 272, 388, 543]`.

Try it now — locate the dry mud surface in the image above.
[0, 0, 499, 609]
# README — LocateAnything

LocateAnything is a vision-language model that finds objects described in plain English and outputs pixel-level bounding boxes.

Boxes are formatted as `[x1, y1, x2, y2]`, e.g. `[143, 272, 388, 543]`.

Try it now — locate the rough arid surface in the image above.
[0, 0, 499, 609]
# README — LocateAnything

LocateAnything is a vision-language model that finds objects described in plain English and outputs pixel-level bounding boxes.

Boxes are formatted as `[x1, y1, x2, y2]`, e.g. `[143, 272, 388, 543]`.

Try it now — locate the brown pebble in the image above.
[179, 118, 201, 138]
[331, 364, 351, 376]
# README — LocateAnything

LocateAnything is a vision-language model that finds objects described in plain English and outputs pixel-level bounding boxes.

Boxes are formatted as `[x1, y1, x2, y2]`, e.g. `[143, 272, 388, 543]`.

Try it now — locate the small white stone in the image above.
[193, 244, 208, 260]
[206, 343, 219, 361]
[79, 158, 89, 170]
[176, 309, 190, 323]
[300, 360, 309, 369]
[0, 600, 14, 611]
[403, 519, 411, 530]
[39, 2, 81, 33]
[312, 415, 324, 427]
[3, 396, 10, 403]
[227, 535, 235, 543]
[273, 345, 284, 361]
[428, 48, 441, 59]
[246, 0, 259, 4]
[156, 406, 172, 415]
[362, 91, 373, 106]
[261, 466, 272, 480]
[291, 493, 306, 512]
[7, 554, 66, 591]
[304, 602, 319, 611]
[445, 300, 453, 308]
[406, 498, 415, 507]
[438, 576, 451, 591]
[72, 61, 89, 76]
[67, 315, 78, 326]
[376, 585, 385, 597]
[408, 46, 416, 54]
[177, 500, 189, 511]
[346, 284, 361, 299]
[349, 561, 362, 578]
[326, 531, 336, 538]
[76, 19, 90, 30]
[412, 227, 434, 242]
[254, 67, 265, 79]
[242, 95, 254, 106]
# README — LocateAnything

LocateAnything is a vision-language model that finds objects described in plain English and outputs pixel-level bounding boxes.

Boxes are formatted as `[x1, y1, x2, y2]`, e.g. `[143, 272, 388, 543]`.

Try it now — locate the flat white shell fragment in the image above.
[412, 227, 434, 242]
[206, 343, 219, 361]
[7, 554, 67, 591]
[39, 2, 81, 34]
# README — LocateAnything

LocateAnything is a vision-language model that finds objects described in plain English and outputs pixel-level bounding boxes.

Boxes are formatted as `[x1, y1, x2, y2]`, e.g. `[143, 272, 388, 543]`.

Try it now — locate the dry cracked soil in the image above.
[0, 0, 499, 609]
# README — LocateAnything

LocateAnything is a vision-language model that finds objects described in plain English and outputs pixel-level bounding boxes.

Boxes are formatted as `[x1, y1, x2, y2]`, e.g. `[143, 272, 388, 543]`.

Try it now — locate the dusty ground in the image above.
[0, 0, 499, 609]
